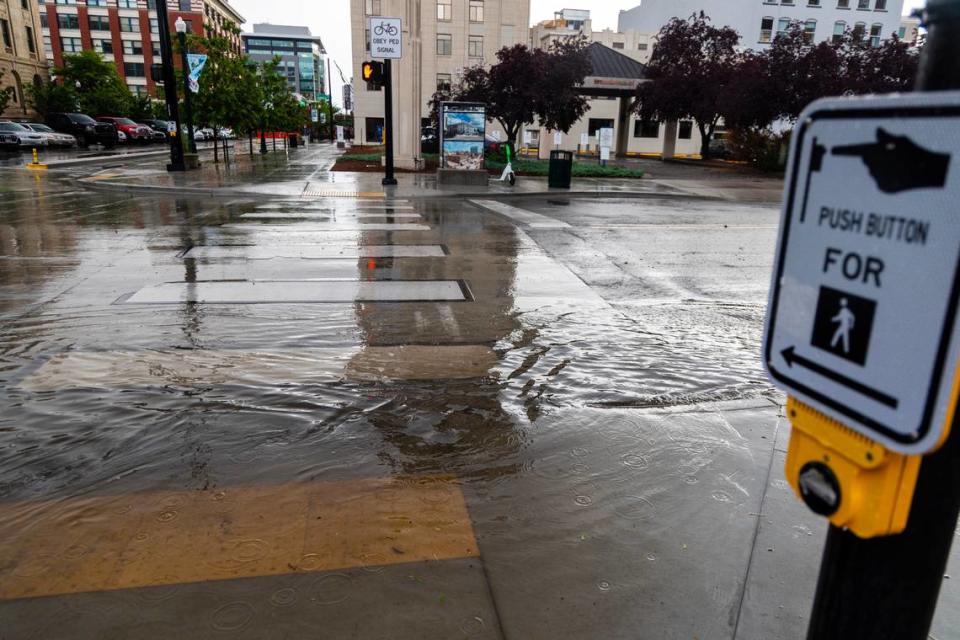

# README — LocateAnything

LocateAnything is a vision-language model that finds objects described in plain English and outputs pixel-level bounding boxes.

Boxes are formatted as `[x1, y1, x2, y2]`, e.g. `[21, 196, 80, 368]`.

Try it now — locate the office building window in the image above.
[782, 0, 794, 4]
[853, 21, 866, 39]
[833, 20, 846, 42]
[897, 25, 906, 38]
[94, 38, 113, 53]
[760, 17, 774, 42]
[437, 0, 451, 21]
[678, 121, 693, 140]
[25, 26, 35, 53]
[858, 0, 869, 8]
[875, 0, 886, 9]
[54, 0, 76, 4]
[151, 42, 160, 56]
[612, 41, 624, 49]
[437, 33, 451, 56]
[61, 36, 83, 52]
[469, 0, 483, 22]
[150, 18, 158, 33]
[1, 19, 12, 50]
[809, 0, 820, 5]
[40, 13, 48, 28]
[179, 0, 190, 9]
[123, 40, 143, 55]
[588, 118, 613, 136]
[88, 0, 109, 5]
[803, 19, 817, 41]
[57, 13, 80, 29]
[123, 62, 145, 76]
[119, 17, 139, 32]
[777, 18, 790, 36]
[638, 43, 648, 50]
[117, 0, 138, 7]
[365, 0, 380, 15]
[634, 120, 660, 138]
[128, 83, 148, 97]
[437, 73, 451, 91]
[468, 35, 482, 57]
[837, 0, 849, 7]
[88, 15, 110, 31]
[869, 23, 881, 46]
[42, 35, 52, 54]
[365, 117, 384, 143]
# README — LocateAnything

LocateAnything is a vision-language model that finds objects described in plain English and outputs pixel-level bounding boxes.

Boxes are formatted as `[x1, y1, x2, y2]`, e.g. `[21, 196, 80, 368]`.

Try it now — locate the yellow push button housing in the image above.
[785, 397, 921, 538]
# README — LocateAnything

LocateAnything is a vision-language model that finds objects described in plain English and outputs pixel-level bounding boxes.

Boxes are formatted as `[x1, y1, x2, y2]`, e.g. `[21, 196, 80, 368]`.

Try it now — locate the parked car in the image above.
[197, 127, 215, 141]
[47, 113, 118, 148]
[0, 130, 19, 151]
[117, 130, 128, 143]
[23, 123, 76, 147]
[187, 126, 207, 141]
[707, 137, 731, 159]
[0, 121, 47, 148]
[137, 119, 171, 142]
[216, 127, 235, 139]
[96, 117, 154, 144]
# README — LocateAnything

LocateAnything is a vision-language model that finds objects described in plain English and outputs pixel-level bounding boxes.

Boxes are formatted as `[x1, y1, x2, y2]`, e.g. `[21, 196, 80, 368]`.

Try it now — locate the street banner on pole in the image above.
[187, 53, 207, 93]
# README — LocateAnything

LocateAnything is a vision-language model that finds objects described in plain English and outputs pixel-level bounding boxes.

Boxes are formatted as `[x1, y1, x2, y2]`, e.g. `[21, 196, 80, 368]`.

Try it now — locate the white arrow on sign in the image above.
[763, 91, 960, 454]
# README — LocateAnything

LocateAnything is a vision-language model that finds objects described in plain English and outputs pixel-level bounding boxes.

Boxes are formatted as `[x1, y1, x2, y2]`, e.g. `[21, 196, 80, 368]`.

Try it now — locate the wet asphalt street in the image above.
[0, 149, 957, 639]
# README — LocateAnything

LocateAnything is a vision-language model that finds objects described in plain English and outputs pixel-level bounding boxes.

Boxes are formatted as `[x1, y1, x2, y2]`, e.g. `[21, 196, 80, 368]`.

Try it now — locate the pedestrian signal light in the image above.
[362, 61, 383, 88]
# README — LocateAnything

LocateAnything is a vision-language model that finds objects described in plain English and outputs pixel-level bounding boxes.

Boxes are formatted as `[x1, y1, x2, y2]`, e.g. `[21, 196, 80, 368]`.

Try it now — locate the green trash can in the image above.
[548, 150, 573, 188]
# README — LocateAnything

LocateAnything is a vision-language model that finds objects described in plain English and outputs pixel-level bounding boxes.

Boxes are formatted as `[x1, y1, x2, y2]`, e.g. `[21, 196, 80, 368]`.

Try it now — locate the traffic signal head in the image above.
[362, 61, 384, 88]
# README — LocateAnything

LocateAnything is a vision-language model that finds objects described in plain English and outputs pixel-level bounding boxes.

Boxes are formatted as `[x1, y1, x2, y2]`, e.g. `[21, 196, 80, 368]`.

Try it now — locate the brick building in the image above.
[38, 0, 244, 98]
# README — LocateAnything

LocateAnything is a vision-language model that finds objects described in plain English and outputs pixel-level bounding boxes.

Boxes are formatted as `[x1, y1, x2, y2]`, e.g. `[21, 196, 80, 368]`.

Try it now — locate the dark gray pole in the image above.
[178, 30, 196, 154]
[155, 0, 184, 172]
[382, 59, 397, 186]
[805, 2, 960, 639]
[328, 57, 335, 142]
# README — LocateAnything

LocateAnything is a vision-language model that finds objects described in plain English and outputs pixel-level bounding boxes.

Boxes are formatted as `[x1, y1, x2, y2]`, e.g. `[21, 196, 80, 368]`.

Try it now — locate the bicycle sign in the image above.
[369, 17, 402, 59]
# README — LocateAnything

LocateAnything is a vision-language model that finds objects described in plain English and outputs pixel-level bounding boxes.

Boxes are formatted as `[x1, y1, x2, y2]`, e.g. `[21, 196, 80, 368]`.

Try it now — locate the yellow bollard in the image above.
[26, 147, 48, 171]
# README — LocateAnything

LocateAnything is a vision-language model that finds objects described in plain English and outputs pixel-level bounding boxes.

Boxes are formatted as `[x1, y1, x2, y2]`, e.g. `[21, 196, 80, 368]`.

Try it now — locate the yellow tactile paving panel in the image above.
[301, 191, 387, 198]
[0, 476, 478, 600]
[19, 345, 498, 391]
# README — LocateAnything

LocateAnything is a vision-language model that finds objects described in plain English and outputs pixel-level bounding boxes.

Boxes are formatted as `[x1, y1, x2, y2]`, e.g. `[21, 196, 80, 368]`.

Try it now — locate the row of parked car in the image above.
[0, 112, 235, 152]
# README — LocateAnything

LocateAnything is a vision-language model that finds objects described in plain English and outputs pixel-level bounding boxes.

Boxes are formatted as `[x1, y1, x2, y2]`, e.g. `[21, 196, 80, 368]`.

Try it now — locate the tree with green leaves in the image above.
[50, 50, 132, 116]
[258, 58, 299, 151]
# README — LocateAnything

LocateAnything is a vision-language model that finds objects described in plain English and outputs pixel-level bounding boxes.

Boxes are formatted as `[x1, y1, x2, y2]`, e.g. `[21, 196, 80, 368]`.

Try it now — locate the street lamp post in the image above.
[155, 0, 185, 172]
[175, 17, 197, 155]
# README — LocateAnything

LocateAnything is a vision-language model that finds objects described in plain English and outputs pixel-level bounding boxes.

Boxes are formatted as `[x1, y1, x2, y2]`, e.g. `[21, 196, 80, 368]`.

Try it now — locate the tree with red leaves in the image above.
[429, 41, 591, 147]
[635, 13, 740, 158]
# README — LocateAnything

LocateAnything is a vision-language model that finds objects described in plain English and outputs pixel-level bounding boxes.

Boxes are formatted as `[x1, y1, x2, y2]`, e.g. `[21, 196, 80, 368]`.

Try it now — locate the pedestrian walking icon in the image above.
[811, 287, 876, 366]
[830, 299, 855, 354]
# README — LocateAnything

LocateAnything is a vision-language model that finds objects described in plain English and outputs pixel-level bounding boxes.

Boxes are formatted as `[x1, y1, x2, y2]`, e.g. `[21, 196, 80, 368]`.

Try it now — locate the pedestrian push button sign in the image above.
[764, 92, 960, 454]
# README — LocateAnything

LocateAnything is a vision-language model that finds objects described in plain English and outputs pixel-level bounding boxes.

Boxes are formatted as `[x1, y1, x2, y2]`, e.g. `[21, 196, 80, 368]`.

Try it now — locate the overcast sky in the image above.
[229, 0, 927, 108]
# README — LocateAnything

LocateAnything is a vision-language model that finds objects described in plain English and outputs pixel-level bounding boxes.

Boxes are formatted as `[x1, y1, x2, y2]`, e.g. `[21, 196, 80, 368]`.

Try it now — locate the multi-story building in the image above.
[1, 0, 49, 118]
[898, 14, 920, 44]
[350, 0, 530, 167]
[38, 0, 244, 99]
[530, 9, 652, 64]
[619, 0, 905, 50]
[530, 1, 908, 160]
[242, 24, 326, 102]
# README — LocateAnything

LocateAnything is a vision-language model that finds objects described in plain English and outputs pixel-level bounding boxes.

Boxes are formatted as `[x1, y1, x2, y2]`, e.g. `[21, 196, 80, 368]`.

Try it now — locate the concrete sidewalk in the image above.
[64, 142, 785, 203]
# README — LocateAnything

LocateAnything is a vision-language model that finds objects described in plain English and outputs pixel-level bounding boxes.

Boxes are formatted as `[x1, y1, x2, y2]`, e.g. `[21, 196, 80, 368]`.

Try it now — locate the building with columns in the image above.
[38, 0, 243, 99]
[349, 0, 530, 168]
[1, 0, 49, 118]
